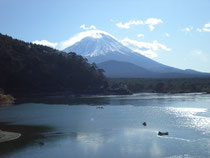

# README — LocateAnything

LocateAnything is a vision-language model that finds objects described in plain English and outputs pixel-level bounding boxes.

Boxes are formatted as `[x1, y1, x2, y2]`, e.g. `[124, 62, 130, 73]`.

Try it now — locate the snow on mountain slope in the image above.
[62, 30, 185, 73]
[63, 30, 132, 57]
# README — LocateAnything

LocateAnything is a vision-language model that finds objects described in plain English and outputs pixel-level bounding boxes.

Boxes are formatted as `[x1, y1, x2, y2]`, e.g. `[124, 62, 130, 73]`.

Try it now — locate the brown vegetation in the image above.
[0, 93, 14, 106]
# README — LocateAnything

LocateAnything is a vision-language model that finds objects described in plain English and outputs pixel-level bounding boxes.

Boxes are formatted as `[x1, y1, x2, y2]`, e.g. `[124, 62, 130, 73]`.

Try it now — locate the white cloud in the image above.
[59, 30, 116, 50]
[197, 23, 210, 32]
[181, 26, 193, 32]
[116, 20, 144, 29]
[145, 18, 163, 31]
[203, 23, 210, 32]
[204, 23, 210, 28]
[121, 38, 171, 58]
[148, 25, 155, 31]
[197, 28, 202, 32]
[32, 40, 58, 48]
[203, 28, 210, 32]
[165, 33, 170, 37]
[137, 34, 144, 38]
[116, 18, 163, 31]
[145, 18, 163, 25]
[80, 24, 96, 30]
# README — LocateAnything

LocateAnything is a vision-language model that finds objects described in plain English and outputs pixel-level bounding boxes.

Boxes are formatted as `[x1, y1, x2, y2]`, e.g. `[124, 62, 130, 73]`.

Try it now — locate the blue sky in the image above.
[1, 0, 210, 72]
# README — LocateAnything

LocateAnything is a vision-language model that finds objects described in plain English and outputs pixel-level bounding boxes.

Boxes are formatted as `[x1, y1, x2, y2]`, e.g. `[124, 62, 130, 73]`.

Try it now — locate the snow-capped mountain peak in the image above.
[62, 30, 208, 76]
[63, 30, 132, 57]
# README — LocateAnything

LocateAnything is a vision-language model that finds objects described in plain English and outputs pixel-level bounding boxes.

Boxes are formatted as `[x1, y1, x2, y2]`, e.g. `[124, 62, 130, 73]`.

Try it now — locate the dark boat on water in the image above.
[158, 131, 168, 136]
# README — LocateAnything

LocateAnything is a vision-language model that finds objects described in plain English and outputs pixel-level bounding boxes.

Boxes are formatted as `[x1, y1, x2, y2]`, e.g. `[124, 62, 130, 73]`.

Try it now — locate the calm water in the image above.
[0, 93, 210, 158]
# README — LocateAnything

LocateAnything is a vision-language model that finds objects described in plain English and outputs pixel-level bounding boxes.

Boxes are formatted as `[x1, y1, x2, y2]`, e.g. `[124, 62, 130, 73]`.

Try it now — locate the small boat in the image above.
[142, 122, 147, 126]
[158, 131, 168, 136]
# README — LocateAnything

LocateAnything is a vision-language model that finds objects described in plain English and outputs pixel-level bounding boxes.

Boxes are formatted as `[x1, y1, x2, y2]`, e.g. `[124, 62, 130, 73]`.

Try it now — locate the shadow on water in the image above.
[14, 93, 196, 107]
[0, 122, 52, 156]
[16, 93, 185, 106]
[15, 96, 111, 106]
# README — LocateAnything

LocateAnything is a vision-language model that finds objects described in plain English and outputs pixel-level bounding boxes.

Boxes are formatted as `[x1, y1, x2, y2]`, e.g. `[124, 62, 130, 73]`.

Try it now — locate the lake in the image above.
[0, 93, 210, 158]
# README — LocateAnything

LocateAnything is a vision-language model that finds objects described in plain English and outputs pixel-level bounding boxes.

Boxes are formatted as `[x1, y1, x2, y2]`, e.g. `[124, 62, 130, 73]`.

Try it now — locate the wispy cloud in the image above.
[165, 33, 170, 37]
[197, 28, 202, 32]
[197, 23, 210, 32]
[116, 20, 144, 29]
[203, 23, 210, 32]
[137, 34, 144, 38]
[121, 38, 171, 58]
[145, 18, 163, 31]
[32, 40, 58, 48]
[80, 24, 96, 30]
[181, 26, 193, 32]
[59, 30, 116, 50]
[116, 18, 163, 31]
[192, 50, 208, 62]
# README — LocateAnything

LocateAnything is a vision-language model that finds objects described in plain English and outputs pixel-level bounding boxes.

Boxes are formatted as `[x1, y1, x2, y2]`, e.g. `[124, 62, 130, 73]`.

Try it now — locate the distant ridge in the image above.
[63, 30, 181, 73]
[97, 60, 155, 78]
[97, 60, 210, 78]
[64, 30, 210, 78]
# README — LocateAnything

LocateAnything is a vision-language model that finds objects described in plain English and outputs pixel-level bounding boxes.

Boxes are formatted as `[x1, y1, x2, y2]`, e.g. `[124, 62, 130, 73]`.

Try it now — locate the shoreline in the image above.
[0, 130, 21, 143]
[14, 91, 209, 98]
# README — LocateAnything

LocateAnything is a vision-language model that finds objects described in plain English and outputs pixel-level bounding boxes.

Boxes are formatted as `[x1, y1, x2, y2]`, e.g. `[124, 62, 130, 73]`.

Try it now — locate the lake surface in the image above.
[0, 93, 210, 158]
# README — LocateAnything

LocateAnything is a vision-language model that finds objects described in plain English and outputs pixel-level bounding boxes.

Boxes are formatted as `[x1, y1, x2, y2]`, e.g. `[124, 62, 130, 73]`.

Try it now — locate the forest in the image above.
[1, 33, 210, 98]
[0, 34, 108, 96]
[108, 78, 210, 93]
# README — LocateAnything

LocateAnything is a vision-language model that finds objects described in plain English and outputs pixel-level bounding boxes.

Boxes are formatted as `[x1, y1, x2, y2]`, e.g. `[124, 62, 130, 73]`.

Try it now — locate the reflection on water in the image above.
[16, 93, 207, 106]
[0, 93, 210, 158]
[165, 107, 210, 134]
[16, 96, 110, 105]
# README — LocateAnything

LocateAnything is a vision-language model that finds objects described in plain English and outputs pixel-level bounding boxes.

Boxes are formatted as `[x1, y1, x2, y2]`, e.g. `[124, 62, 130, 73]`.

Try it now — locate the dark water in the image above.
[0, 93, 210, 158]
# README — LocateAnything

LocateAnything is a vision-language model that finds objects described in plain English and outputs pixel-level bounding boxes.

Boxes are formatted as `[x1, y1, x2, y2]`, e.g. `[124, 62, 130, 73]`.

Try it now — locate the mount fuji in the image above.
[63, 30, 209, 78]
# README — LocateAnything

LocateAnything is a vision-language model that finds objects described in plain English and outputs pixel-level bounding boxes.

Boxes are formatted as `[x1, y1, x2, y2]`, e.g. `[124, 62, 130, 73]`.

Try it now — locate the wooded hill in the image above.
[0, 34, 108, 96]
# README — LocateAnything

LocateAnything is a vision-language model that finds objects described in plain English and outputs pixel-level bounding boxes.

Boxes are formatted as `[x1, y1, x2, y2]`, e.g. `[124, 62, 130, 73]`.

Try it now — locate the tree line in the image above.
[108, 78, 210, 93]
[0, 33, 108, 96]
[1, 33, 209, 97]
